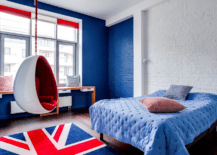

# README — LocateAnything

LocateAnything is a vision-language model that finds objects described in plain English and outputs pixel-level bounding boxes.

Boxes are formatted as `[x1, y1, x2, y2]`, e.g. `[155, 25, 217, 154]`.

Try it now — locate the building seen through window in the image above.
[59, 44, 74, 84]
[3, 38, 26, 78]
[22, 49, 25, 58]
[4, 64, 10, 72]
[42, 51, 49, 58]
[4, 47, 11, 55]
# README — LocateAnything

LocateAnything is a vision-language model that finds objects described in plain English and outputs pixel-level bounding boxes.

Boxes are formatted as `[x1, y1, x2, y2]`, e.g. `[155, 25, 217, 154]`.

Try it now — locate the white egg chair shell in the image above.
[13, 55, 57, 114]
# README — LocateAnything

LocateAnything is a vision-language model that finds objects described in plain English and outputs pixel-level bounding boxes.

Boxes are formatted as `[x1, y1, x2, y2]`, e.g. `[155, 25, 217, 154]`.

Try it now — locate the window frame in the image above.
[56, 41, 76, 86]
[42, 51, 49, 57]
[22, 49, 26, 58]
[64, 54, 68, 62]
[4, 47, 11, 55]
[31, 18, 78, 86]
[4, 64, 10, 72]
[0, 33, 30, 76]
[0, 10, 80, 86]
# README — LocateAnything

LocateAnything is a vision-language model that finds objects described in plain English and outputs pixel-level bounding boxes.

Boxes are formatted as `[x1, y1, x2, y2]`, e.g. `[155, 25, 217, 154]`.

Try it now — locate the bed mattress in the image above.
[89, 90, 217, 155]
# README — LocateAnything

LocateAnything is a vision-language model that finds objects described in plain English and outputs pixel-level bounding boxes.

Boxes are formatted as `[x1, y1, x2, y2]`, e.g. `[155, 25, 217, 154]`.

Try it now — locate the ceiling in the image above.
[38, 0, 146, 20]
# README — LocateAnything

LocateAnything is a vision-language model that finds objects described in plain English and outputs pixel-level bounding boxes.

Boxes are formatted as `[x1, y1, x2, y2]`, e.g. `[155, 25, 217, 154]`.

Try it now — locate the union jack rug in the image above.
[0, 123, 119, 155]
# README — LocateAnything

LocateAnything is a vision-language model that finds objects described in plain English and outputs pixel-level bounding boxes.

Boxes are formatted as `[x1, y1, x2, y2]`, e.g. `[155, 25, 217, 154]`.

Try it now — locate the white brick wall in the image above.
[146, 0, 217, 94]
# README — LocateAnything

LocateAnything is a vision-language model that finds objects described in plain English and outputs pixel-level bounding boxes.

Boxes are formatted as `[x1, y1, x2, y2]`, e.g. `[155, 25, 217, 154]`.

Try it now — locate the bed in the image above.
[89, 90, 217, 155]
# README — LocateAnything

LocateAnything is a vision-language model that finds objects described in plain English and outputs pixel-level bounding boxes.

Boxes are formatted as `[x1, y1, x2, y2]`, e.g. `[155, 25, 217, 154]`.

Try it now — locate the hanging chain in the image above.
[35, 0, 38, 55]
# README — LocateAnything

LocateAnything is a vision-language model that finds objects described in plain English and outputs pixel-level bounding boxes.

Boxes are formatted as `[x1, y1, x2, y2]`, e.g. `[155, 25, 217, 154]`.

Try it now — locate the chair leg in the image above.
[100, 133, 103, 140]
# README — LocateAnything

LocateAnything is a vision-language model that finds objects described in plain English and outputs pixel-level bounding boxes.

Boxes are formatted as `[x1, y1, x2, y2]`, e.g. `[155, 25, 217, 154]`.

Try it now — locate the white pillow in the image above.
[66, 75, 80, 87]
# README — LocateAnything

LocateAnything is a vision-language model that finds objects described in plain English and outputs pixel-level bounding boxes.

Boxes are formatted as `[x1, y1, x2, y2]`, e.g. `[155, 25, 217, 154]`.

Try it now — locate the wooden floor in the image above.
[0, 108, 216, 155]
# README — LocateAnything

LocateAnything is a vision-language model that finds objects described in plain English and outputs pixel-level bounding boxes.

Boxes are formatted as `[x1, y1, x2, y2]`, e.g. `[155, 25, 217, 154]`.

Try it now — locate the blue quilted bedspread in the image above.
[89, 90, 217, 155]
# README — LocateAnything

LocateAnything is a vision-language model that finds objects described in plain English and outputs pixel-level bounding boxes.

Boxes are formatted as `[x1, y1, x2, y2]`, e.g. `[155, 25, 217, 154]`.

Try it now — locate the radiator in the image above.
[11, 101, 25, 114]
[59, 96, 72, 108]
[11, 96, 72, 114]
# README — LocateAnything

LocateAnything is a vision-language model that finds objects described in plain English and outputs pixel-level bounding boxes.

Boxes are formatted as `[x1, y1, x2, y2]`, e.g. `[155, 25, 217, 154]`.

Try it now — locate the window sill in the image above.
[0, 86, 95, 94]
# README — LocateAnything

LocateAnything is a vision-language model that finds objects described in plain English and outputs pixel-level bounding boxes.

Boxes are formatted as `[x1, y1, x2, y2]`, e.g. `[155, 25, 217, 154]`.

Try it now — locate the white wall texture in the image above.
[146, 0, 217, 94]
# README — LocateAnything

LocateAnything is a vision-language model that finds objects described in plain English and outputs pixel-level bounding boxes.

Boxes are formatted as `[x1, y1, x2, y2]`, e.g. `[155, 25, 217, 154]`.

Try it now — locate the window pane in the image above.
[4, 64, 11, 73]
[0, 12, 30, 35]
[4, 47, 11, 55]
[59, 44, 74, 84]
[22, 49, 26, 58]
[4, 37, 26, 80]
[32, 38, 55, 73]
[32, 20, 56, 38]
[57, 25, 77, 42]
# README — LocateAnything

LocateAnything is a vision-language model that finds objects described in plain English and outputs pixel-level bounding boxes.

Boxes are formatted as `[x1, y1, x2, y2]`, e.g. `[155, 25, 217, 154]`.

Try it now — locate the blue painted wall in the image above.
[0, 0, 109, 120]
[0, 1, 134, 120]
[108, 18, 134, 98]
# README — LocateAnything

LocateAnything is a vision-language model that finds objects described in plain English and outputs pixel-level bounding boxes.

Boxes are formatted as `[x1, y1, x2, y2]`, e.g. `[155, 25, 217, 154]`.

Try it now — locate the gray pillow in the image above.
[67, 75, 80, 87]
[163, 84, 193, 100]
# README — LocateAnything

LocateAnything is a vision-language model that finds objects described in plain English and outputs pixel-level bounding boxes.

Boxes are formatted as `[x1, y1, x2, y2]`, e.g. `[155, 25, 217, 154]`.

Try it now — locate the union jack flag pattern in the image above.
[0, 123, 119, 155]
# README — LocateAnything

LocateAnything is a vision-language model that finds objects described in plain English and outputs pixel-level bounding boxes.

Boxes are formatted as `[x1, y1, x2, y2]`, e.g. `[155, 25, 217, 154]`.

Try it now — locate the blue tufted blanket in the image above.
[89, 90, 217, 155]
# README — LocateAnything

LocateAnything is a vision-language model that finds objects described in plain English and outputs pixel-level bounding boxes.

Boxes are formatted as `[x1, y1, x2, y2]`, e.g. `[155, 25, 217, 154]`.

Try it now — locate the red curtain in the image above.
[0, 5, 31, 19]
[57, 19, 79, 29]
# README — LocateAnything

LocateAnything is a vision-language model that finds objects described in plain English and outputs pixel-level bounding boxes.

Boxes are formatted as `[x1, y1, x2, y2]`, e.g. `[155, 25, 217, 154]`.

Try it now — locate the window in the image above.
[32, 20, 56, 38]
[57, 25, 77, 42]
[0, 10, 30, 35]
[4, 64, 10, 72]
[42, 52, 49, 57]
[64, 54, 68, 62]
[64, 67, 69, 76]
[57, 18, 78, 42]
[2, 37, 27, 77]
[58, 43, 75, 85]
[64, 79, 67, 83]
[0, 5, 79, 86]
[4, 47, 10, 55]
[32, 38, 55, 75]
[22, 49, 25, 58]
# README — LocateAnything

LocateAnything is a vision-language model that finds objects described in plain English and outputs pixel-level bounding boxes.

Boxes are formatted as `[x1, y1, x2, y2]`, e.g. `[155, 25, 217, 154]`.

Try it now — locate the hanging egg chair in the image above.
[13, 55, 58, 114]
[13, 0, 57, 114]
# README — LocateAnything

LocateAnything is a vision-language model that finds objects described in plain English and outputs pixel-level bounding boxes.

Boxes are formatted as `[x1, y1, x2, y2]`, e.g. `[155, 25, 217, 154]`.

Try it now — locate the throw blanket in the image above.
[89, 90, 217, 155]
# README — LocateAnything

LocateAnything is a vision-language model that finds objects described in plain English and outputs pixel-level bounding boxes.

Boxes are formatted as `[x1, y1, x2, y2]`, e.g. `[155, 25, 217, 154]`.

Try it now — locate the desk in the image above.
[0, 86, 96, 117]
[58, 86, 95, 105]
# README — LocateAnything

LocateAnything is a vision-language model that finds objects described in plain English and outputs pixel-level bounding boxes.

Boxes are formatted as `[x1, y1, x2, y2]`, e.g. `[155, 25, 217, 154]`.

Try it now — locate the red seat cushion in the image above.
[36, 56, 58, 111]
[36, 56, 58, 101]
[41, 100, 57, 111]
[39, 96, 54, 102]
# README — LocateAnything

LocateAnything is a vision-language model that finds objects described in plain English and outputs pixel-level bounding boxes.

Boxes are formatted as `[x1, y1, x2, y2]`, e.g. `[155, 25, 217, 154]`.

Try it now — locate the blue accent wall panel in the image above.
[108, 18, 134, 98]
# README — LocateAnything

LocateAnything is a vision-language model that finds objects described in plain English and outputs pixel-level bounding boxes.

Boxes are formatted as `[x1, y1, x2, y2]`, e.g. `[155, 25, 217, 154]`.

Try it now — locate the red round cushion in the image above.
[41, 100, 57, 111]
[39, 96, 54, 102]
